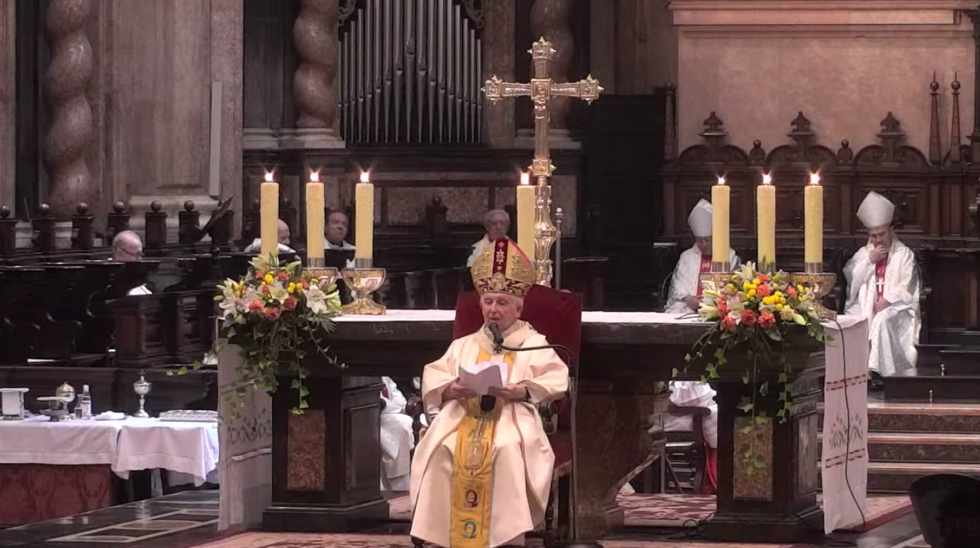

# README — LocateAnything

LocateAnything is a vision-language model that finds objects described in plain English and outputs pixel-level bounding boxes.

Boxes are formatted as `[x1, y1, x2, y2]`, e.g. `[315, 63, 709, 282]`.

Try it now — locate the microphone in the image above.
[488, 322, 504, 354]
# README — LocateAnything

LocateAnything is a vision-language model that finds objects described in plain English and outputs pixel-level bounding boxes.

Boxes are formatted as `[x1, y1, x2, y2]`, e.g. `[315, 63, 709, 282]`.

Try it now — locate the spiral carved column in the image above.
[44, 0, 95, 218]
[530, 0, 574, 132]
[293, 0, 338, 131]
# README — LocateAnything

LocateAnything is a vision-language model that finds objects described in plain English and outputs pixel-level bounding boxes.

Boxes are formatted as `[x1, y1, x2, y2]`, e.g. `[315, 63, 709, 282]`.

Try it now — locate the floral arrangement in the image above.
[210, 254, 342, 414]
[683, 262, 826, 420]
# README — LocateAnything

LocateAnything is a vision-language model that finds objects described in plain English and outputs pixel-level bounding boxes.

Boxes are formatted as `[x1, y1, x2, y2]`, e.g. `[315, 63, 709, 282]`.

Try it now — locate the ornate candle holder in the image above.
[306, 260, 340, 288]
[341, 262, 386, 315]
[133, 372, 151, 418]
[790, 267, 837, 320]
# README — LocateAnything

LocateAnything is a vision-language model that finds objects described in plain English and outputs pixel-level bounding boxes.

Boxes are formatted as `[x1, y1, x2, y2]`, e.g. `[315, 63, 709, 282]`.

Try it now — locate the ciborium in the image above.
[306, 261, 340, 289]
[133, 372, 151, 418]
[341, 266, 386, 315]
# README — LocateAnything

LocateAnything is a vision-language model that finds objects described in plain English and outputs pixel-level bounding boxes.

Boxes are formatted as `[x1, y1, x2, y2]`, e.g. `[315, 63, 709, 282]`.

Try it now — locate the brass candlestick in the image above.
[341, 260, 386, 315]
[791, 267, 837, 320]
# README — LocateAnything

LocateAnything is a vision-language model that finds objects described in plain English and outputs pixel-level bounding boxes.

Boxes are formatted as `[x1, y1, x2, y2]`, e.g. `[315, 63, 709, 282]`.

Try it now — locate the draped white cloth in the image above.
[843, 239, 920, 376]
[380, 376, 414, 492]
[663, 381, 718, 448]
[410, 321, 568, 548]
[821, 315, 869, 534]
[664, 245, 741, 314]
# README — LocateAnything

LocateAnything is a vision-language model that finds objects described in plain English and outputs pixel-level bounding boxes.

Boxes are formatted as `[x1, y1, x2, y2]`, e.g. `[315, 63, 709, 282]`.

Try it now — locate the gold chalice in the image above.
[341, 267, 387, 315]
[700, 271, 732, 295]
[306, 265, 340, 288]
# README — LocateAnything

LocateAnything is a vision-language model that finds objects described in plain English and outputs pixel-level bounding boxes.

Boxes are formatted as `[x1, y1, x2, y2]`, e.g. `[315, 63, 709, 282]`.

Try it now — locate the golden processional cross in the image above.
[484, 37, 603, 286]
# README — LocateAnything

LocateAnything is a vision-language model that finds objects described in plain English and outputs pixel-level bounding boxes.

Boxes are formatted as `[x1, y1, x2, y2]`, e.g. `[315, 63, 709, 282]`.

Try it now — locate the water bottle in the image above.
[76, 385, 92, 419]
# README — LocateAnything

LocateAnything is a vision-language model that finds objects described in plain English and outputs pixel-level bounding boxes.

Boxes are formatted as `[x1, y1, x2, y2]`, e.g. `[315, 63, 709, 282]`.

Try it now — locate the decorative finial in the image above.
[930, 71, 940, 92]
[0, 206, 9, 219]
[150, 201, 162, 212]
[184, 200, 196, 211]
[76, 203, 89, 215]
[113, 201, 126, 213]
[38, 203, 51, 216]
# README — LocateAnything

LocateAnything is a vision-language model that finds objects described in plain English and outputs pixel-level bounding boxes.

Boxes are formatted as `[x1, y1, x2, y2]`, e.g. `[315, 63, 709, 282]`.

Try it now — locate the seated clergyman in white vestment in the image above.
[466, 209, 510, 267]
[243, 219, 295, 255]
[664, 199, 740, 315]
[112, 230, 152, 296]
[844, 191, 921, 380]
[411, 238, 568, 548]
[380, 376, 415, 492]
[663, 200, 735, 487]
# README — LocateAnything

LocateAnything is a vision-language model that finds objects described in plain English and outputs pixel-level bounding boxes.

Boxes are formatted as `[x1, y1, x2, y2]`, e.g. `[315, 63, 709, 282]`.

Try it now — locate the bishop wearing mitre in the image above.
[843, 191, 921, 380]
[410, 239, 568, 548]
[665, 199, 741, 314]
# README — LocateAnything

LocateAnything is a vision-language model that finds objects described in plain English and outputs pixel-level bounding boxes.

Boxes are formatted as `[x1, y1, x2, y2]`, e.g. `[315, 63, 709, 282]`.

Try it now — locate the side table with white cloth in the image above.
[0, 416, 218, 526]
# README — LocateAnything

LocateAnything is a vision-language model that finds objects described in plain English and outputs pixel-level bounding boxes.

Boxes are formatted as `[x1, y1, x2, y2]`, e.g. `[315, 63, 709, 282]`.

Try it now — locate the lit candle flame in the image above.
[762, 172, 772, 185]
[360, 171, 370, 183]
[520, 172, 530, 185]
[264, 171, 274, 183]
[717, 175, 727, 185]
[809, 172, 821, 185]
[310, 170, 320, 183]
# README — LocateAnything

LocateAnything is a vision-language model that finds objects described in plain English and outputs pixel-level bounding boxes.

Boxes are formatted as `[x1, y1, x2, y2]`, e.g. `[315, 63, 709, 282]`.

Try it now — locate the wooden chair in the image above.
[428, 286, 583, 547]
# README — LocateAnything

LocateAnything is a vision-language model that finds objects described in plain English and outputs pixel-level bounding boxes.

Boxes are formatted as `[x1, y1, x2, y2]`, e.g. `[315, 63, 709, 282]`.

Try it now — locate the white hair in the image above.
[484, 209, 510, 225]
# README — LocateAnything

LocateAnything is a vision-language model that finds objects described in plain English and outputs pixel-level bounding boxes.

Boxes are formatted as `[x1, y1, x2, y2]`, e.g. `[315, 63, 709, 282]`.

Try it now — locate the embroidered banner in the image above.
[821, 316, 869, 534]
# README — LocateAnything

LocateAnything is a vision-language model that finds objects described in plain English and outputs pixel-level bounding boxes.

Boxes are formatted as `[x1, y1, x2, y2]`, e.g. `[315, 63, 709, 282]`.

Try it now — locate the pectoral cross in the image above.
[484, 37, 602, 286]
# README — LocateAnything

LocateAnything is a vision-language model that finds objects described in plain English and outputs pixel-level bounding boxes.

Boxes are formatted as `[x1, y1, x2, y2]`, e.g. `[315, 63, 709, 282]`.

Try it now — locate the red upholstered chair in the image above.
[452, 285, 582, 546]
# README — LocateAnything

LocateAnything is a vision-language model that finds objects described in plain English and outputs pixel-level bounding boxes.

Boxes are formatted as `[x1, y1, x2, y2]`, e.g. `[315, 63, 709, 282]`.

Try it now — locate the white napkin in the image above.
[95, 411, 126, 421]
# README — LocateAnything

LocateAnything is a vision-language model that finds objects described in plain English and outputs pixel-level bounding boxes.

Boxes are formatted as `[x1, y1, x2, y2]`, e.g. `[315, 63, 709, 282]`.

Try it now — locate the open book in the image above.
[459, 361, 507, 396]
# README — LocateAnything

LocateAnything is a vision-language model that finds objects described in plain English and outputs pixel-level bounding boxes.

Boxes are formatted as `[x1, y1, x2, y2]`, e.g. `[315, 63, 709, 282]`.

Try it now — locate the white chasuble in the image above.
[410, 321, 568, 547]
[665, 245, 740, 314]
[843, 239, 920, 376]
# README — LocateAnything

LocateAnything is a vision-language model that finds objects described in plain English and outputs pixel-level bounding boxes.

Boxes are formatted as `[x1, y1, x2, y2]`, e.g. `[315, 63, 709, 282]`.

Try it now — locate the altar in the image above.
[215, 308, 832, 542]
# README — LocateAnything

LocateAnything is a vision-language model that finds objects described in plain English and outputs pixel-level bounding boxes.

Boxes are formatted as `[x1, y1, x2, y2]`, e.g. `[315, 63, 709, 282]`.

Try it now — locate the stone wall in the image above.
[670, 1, 976, 153]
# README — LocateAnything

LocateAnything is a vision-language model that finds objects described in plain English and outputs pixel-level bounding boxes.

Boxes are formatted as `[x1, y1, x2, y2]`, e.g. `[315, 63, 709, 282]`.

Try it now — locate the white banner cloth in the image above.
[821, 315, 870, 534]
[112, 418, 219, 486]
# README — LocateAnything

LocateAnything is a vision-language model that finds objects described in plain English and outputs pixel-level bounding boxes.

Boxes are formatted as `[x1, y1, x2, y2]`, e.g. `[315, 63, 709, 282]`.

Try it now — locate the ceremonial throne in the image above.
[441, 285, 583, 546]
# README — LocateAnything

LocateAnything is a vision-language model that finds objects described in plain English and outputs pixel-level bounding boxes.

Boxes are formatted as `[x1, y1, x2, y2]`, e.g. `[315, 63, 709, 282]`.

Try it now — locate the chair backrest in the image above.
[910, 474, 980, 548]
[453, 285, 582, 372]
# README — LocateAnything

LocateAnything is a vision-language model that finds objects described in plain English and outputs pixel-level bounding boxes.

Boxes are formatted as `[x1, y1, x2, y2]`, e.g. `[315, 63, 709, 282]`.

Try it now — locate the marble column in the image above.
[520, 0, 579, 149]
[211, 0, 244, 235]
[482, 0, 516, 147]
[284, 0, 344, 149]
[0, 1, 14, 211]
[44, 0, 96, 219]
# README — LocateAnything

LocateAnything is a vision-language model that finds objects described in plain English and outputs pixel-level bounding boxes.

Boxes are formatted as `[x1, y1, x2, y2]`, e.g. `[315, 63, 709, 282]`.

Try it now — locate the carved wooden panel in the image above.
[287, 410, 326, 491]
[344, 401, 381, 492]
[795, 414, 819, 497]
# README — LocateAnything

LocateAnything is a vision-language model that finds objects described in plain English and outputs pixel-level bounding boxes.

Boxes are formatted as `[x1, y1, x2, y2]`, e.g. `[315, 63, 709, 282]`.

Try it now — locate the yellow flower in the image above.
[742, 282, 752, 292]
[263, 273, 274, 285]
[287, 282, 296, 294]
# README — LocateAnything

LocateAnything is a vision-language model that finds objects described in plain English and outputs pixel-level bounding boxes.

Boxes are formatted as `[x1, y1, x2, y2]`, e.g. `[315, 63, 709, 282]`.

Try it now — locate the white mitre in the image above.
[856, 191, 895, 229]
[688, 199, 713, 238]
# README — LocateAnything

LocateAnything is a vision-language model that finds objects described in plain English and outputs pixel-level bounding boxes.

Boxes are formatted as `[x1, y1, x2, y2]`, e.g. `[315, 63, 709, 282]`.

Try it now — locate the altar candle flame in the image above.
[360, 171, 370, 183]
[762, 172, 773, 185]
[264, 171, 274, 182]
[717, 175, 727, 185]
[520, 171, 530, 185]
[809, 172, 821, 185]
[310, 170, 320, 182]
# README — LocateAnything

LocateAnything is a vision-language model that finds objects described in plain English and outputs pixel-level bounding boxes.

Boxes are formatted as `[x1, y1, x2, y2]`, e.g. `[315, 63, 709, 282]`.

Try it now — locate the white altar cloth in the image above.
[334, 309, 708, 325]
[821, 315, 870, 534]
[0, 418, 218, 486]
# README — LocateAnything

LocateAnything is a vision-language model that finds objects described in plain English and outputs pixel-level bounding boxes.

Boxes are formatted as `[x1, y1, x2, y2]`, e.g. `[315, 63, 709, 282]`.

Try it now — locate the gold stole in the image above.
[449, 349, 513, 548]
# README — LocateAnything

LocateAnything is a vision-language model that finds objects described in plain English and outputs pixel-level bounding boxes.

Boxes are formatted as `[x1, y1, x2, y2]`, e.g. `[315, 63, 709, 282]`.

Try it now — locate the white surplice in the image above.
[664, 245, 741, 314]
[843, 239, 921, 376]
[410, 321, 568, 548]
[663, 381, 718, 448]
[465, 236, 492, 267]
[380, 376, 414, 492]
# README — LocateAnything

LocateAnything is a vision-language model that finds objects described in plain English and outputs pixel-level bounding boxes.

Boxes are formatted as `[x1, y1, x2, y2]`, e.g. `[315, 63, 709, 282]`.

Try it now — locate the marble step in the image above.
[866, 432, 980, 464]
[867, 401, 980, 433]
[884, 370, 980, 403]
[867, 462, 980, 493]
